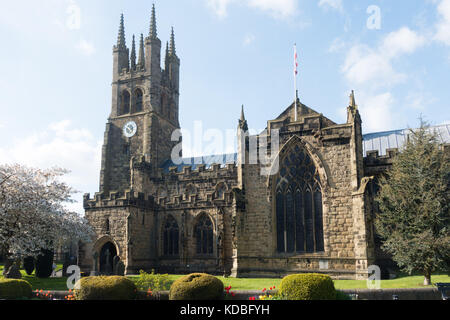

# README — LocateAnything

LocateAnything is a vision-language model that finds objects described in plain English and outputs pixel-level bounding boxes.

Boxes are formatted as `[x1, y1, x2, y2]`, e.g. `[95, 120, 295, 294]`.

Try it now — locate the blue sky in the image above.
[1, 0, 449, 213]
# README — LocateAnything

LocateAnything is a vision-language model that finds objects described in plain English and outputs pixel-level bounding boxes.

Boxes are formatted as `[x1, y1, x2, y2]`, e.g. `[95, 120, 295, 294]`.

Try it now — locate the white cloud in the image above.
[328, 37, 346, 53]
[435, 0, 450, 45]
[341, 27, 425, 87]
[243, 33, 256, 46]
[206, 0, 233, 18]
[76, 39, 96, 56]
[318, 0, 343, 13]
[247, 0, 298, 18]
[0, 120, 102, 214]
[342, 44, 405, 87]
[358, 92, 396, 133]
[339, 27, 427, 132]
[205, 0, 297, 19]
[381, 27, 426, 58]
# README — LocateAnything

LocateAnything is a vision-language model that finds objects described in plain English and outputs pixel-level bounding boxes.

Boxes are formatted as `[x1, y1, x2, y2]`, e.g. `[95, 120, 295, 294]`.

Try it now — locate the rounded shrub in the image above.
[279, 273, 336, 300]
[169, 273, 224, 300]
[0, 279, 32, 300]
[74, 276, 137, 300]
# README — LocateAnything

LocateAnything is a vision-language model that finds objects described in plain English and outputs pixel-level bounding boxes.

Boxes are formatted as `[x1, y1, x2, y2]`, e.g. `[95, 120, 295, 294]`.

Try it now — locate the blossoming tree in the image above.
[0, 164, 93, 275]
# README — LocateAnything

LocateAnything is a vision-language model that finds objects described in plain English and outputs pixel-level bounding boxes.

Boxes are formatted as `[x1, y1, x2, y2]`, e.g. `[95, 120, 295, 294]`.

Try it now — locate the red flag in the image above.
[294, 45, 299, 76]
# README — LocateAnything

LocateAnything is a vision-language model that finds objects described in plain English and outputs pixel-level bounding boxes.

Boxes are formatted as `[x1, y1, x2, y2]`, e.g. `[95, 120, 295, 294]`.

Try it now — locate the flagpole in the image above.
[294, 44, 298, 122]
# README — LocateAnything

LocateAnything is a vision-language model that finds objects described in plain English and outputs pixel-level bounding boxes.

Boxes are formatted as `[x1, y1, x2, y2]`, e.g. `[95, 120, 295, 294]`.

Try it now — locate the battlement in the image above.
[364, 148, 398, 165]
[117, 66, 147, 79]
[83, 190, 155, 210]
[156, 187, 235, 209]
[165, 162, 237, 180]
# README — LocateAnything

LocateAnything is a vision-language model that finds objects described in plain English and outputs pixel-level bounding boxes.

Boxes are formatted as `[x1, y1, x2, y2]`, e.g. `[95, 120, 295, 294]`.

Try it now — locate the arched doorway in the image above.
[99, 242, 117, 274]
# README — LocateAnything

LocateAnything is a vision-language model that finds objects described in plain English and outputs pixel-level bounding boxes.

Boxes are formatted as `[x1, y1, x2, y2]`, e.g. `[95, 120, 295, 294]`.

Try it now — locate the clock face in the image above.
[123, 121, 137, 138]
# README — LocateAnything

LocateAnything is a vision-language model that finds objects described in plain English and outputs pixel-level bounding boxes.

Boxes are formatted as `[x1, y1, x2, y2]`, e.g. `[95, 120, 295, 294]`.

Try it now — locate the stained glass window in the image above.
[120, 90, 130, 115]
[275, 145, 324, 253]
[195, 214, 214, 255]
[163, 216, 179, 256]
[134, 89, 143, 113]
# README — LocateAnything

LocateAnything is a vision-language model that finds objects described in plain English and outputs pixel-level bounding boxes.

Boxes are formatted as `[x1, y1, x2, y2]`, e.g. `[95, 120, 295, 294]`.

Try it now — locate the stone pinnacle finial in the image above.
[150, 4, 157, 39]
[130, 34, 136, 70]
[117, 13, 126, 49]
[240, 105, 246, 121]
[165, 41, 169, 68]
[239, 105, 248, 131]
[138, 34, 145, 68]
[169, 27, 176, 56]
[349, 90, 357, 109]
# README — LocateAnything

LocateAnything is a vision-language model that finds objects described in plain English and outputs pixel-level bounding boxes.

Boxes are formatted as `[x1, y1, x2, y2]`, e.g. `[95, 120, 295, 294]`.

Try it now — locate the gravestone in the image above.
[104, 249, 112, 275]
[4, 261, 22, 279]
[90, 252, 99, 276]
[113, 255, 125, 276]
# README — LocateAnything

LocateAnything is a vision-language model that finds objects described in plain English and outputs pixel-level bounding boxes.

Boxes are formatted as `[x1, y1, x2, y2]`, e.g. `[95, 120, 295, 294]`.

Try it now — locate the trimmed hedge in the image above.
[74, 276, 137, 300]
[0, 279, 32, 300]
[279, 273, 337, 300]
[169, 273, 224, 300]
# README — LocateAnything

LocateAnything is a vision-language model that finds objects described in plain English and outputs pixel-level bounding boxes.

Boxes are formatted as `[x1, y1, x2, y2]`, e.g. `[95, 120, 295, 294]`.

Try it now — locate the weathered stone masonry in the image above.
[79, 9, 395, 280]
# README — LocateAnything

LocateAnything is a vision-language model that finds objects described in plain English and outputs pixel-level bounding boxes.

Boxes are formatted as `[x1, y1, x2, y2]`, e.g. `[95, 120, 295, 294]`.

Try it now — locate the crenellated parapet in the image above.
[83, 190, 155, 210]
[364, 148, 398, 176]
[153, 163, 238, 210]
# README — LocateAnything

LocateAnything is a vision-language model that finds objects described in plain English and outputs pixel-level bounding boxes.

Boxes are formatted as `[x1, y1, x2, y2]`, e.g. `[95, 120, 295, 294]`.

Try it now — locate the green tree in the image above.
[375, 121, 449, 286]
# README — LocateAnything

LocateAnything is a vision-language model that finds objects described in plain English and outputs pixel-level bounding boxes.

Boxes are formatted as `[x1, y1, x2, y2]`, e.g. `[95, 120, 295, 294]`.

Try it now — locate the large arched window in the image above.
[275, 144, 324, 254]
[195, 214, 214, 255]
[163, 216, 179, 256]
[119, 90, 130, 115]
[134, 89, 143, 113]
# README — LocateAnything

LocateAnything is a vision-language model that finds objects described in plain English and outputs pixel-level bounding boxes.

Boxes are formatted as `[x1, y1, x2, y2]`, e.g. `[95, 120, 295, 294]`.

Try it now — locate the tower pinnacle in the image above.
[239, 105, 248, 131]
[138, 34, 145, 69]
[165, 41, 169, 69]
[149, 4, 157, 39]
[130, 34, 137, 70]
[169, 27, 176, 56]
[349, 90, 357, 109]
[117, 13, 126, 49]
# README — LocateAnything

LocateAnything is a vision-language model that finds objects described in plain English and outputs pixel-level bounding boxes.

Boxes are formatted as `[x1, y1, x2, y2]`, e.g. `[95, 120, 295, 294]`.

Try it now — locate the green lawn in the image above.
[128, 273, 450, 291]
[2, 264, 449, 291]
[0, 263, 68, 291]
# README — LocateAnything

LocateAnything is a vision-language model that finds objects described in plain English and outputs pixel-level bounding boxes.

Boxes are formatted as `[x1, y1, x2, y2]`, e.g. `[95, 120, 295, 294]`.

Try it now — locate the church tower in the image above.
[99, 6, 181, 194]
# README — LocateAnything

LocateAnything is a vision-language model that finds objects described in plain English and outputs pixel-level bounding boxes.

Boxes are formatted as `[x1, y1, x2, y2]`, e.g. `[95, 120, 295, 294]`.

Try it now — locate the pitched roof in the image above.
[160, 153, 238, 172]
[362, 124, 450, 157]
[159, 125, 450, 172]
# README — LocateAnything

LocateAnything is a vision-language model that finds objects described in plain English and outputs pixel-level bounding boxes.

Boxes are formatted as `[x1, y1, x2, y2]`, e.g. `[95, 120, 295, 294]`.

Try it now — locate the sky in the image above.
[0, 0, 449, 214]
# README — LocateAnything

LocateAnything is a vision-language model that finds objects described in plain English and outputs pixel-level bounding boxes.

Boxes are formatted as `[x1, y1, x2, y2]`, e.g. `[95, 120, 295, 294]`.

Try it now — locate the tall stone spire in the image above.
[349, 90, 357, 109]
[130, 34, 136, 70]
[169, 27, 176, 56]
[138, 34, 145, 69]
[117, 13, 126, 49]
[347, 90, 360, 123]
[164, 41, 169, 69]
[239, 105, 248, 131]
[149, 4, 157, 39]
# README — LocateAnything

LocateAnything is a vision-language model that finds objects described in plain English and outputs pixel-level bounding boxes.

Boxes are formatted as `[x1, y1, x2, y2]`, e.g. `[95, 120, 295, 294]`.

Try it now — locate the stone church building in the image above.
[79, 9, 446, 279]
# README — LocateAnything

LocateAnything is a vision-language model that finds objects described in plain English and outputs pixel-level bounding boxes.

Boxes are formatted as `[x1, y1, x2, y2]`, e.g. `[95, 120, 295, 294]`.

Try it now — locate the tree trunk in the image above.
[424, 272, 432, 286]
